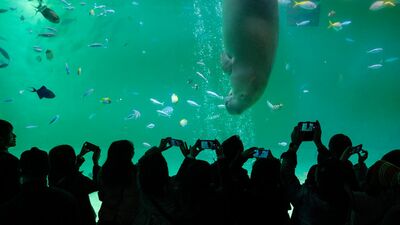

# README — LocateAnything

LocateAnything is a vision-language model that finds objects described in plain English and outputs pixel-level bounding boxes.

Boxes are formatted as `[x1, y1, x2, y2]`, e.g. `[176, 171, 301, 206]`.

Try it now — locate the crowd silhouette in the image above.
[0, 119, 399, 225]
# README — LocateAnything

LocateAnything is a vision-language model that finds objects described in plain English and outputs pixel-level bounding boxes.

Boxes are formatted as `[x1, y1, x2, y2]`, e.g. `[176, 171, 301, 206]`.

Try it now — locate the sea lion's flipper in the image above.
[221, 52, 234, 75]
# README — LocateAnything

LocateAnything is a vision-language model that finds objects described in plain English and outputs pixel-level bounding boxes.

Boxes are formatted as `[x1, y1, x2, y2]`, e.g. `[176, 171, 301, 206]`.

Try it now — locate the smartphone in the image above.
[83, 141, 99, 151]
[298, 122, 316, 141]
[199, 140, 217, 150]
[169, 138, 184, 147]
[351, 144, 363, 155]
[253, 149, 270, 158]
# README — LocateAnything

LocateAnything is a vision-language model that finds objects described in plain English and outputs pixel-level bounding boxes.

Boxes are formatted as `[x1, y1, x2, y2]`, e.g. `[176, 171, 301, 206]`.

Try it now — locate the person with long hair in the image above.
[97, 140, 140, 225]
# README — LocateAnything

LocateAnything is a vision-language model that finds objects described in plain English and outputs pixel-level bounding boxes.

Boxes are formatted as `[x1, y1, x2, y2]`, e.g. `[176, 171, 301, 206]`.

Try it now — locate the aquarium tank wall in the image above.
[1, 0, 399, 212]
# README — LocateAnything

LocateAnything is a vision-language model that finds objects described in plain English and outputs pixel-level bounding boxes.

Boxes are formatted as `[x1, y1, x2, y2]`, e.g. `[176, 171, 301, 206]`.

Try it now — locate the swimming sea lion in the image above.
[222, 0, 279, 114]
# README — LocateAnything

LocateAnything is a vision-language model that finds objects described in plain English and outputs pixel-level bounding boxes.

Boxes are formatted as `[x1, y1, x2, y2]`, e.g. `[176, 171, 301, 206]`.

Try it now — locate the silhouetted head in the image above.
[182, 160, 212, 191]
[0, 120, 16, 151]
[49, 145, 77, 178]
[305, 164, 318, 189]
[382, 149, 400, 167]
[251, 157, 281, 190]
[102, 140, 135, 186]
[20, 147, 49, 179]
[221, 135, 244, 162]
[328, 134, 352, 159]
[138, 147, 169, 196]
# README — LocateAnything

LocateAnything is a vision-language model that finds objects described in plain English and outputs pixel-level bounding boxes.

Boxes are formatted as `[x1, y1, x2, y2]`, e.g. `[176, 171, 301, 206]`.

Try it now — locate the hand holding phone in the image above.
[298, 122, 316, 141]
[169, 138, 184, 147]
[199, 140, 218, 150]
[253, 148, 270, 158]
[350, 144, 363, 155]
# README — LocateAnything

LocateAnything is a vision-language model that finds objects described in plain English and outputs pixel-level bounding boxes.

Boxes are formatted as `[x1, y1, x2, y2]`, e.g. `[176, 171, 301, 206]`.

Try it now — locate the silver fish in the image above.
[367, 48, 383, 54]
[49, 115, 60, 124]
[187, 100, 200, 107]
[368, 64, 383, 69]
[88, 43, 104, 48]
[38, 32, 57, 37]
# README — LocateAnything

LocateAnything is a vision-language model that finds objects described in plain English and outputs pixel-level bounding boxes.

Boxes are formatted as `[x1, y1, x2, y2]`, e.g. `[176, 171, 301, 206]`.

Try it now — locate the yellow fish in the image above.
[77, 67, 82, 76]
[293, 1, 317, 10]
[100, 97, 111, 104]
[328, 20, 342, 31]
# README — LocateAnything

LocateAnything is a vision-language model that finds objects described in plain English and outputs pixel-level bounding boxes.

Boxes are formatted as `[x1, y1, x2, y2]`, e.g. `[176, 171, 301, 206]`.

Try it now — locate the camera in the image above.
[169, 138, 184, 147]
[83, 142, 99, 151]
[253, 149, 270, 158]
[199, 140, 217, 150]
[298, 122, 316, 141]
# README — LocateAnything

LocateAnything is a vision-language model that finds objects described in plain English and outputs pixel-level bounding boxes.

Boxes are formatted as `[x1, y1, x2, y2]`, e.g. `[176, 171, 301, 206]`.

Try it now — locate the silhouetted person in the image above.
[244, 156, 290, 225]
[281, 124, 351, 225]
[175, 140, 225, 225]
[98, 140, 140, 225]
[0, 147, 78, 225]
[0, 119, 19, 204]
[49, 144, 99, 225]
[134, 144, 181, 225]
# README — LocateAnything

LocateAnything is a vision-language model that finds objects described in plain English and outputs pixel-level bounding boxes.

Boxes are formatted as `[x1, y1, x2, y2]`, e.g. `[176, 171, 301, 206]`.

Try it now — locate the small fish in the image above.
[187, 100, 201, 107]
[345, 38, 355, 43]
[94, 4, 106, 9]
[303, 89, 310, 93]
[1, 98, 14, 103]
[89, 9, 95, 16]
[296, 20, 310, 26]
[60, 0, 72, 6]
[38, 32, 57, 37]
[103, 9, 115, 14]
[278, 142, 288, 147]
[64, 6, 75, 10]
[267, 100, 284, 110]
[65, 63, 70, 74]
[9, 7, 17, 11]
[368, 64, 383, 69]
[293, 1, 318, 10]
[125, 109, 141, 120]
[157, 106, 174, 117]
[179, 119, 188, 127]
[206, 114, 220, 120]
[49, 115, 60, 124]
[19, 90, 25, 95]
[143, 142, 152, 148]
[132, 1, 139, 6]
[197, 60, 205, 66]
[146, 123, 155, 129]
[100, 97, 112, 104]
[83, 88, 94, 97]
[206, 91, 224, 100]
[196, 71, 209, 83]
[328, 10, 336, 17]
[328, 21, 343, 31]
[33, 46, 43, 52]
[385, 57, 399, 63]
[285, 63, 290, 71]
[150, 98, 164, 106]
[88, 43, 104, 48]
[367, 48, 383, 54]
[369, 1, 396, 11]
[29, 86, 56, 99]
[217, 104, 226, 109]
[25, 125, 38, 129]
[171, 93, 179, 103]
[77, 67, 82, 75]
[0, 9, 8, 13]
[45, 27, 57, 32]
[80, 2, 87, 6]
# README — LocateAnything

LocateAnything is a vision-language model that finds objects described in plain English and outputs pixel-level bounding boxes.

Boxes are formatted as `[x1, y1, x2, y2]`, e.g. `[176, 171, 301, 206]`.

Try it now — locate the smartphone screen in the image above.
[301, 122, 315, 132]
[200, 140, 215, 149]
[253, 149, 270, 158]
[84, 142, 98, 151]
[170, 139, 183, 147]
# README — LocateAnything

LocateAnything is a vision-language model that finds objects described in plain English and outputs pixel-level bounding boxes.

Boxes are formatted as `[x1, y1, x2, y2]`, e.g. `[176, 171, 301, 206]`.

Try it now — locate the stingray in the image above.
[29, 86, 56, 99]
[0, 47, 10, 68]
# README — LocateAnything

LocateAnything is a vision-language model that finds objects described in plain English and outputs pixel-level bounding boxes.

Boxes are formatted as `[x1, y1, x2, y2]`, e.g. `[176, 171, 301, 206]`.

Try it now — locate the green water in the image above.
[1, 0, 400, 181]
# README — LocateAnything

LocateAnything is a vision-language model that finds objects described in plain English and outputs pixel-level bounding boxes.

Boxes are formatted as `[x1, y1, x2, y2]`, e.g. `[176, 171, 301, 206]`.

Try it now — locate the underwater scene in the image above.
[1, 0, 400, 197]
